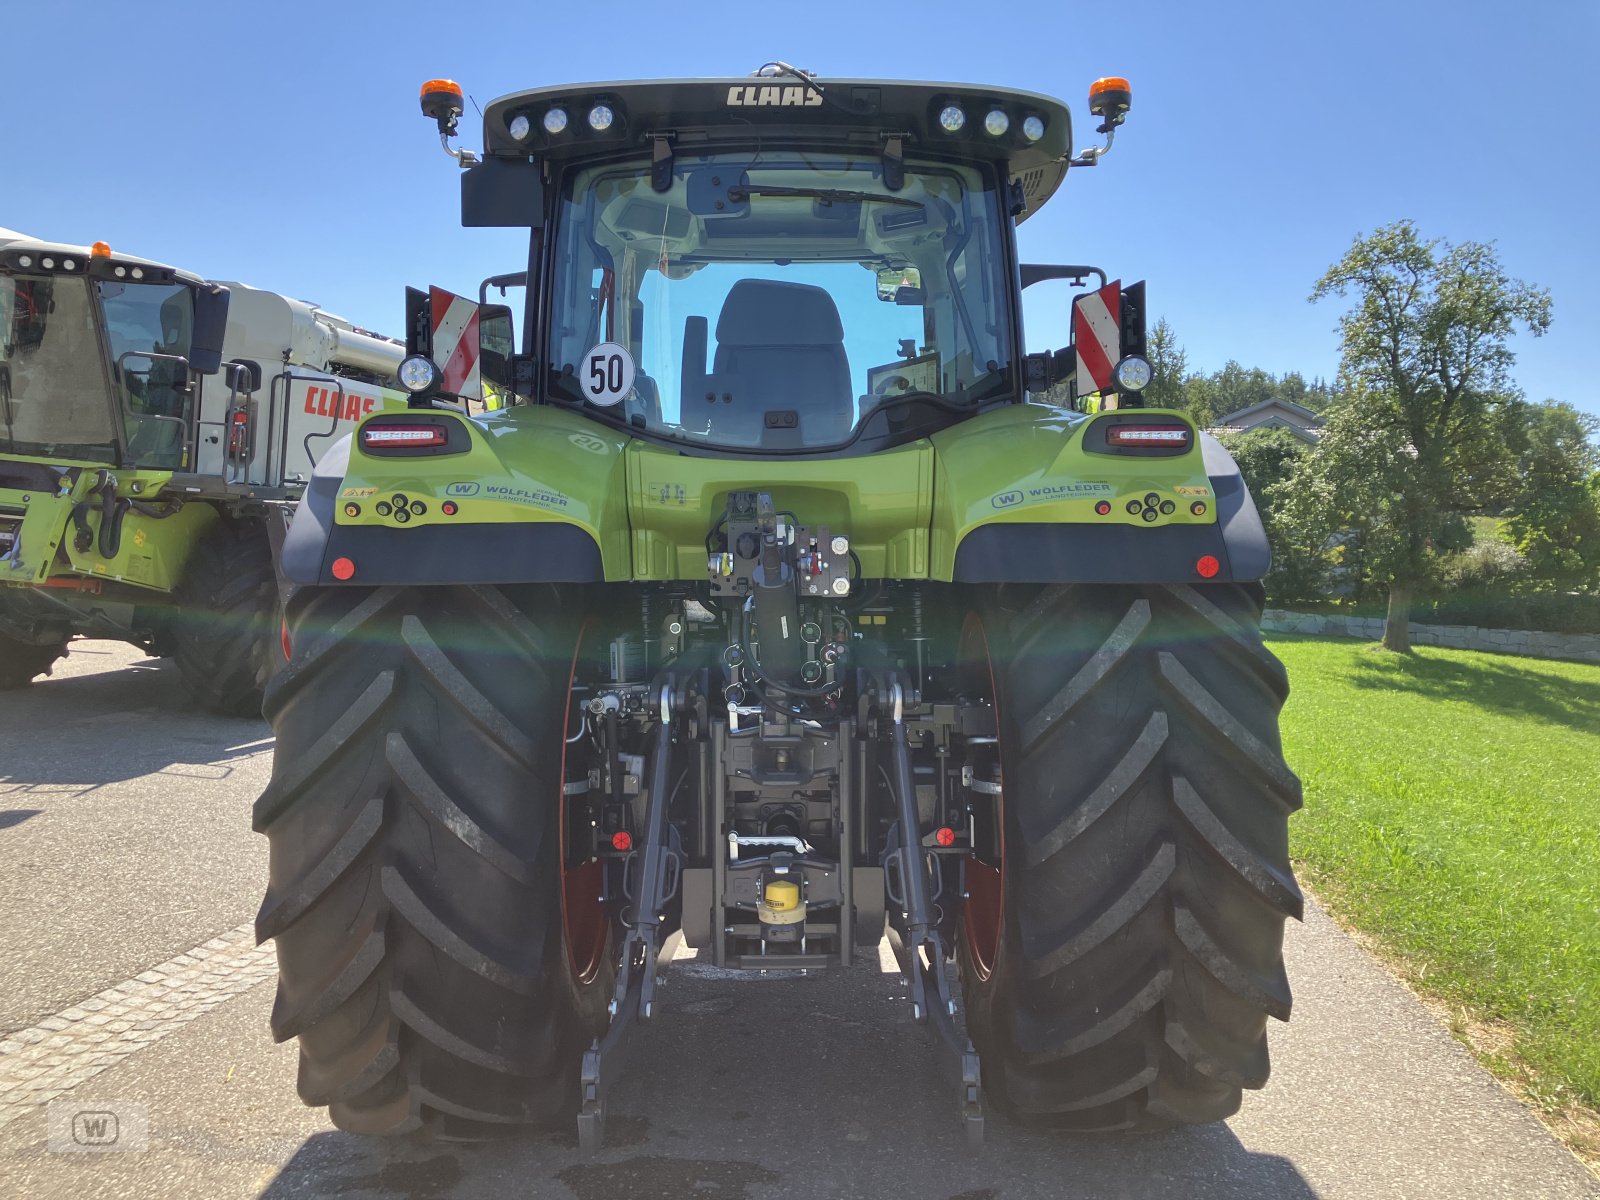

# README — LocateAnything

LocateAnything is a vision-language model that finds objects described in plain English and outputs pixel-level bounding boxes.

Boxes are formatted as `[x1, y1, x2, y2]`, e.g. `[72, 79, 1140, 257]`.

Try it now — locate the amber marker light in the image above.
[90, 241, 112, 258]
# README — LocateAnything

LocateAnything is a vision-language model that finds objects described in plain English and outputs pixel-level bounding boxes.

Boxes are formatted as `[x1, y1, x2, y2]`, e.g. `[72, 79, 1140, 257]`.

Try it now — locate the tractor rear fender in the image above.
[279, 413, 617, 586]
[941, 415, 1270, 585]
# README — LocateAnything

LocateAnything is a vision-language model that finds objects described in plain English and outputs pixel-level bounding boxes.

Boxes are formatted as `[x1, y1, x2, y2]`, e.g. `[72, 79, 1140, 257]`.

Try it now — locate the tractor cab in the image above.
[413, 70, 1148, 453]
[0, 231, 233, 472]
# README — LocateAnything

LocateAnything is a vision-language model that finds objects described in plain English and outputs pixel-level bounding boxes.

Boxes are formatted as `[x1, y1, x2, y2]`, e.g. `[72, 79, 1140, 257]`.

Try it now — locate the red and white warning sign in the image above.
[430, 285, 481, 400]
[1073, 279, 1122, 397]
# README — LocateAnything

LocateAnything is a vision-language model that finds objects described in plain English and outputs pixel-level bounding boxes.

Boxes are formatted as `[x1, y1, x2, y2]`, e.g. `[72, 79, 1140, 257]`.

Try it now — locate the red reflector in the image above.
[935, 826, 957, 848]
[1196, 555, 1221, 579]
[611, 830, 633, 852]
[1094, 500, 1112, 516]
[331, 557, 356, 581]
[361, 424, 447, 448]
[1107, 424, 1190, 447]
[441, 501, 458, 516]
[280, 618, 292, 661]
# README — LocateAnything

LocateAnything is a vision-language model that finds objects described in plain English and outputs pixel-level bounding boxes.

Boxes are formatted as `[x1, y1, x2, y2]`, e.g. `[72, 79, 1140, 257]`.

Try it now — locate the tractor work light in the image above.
[1022, 114, 1046, 142]
[508, 114, 531, 141]
[1112, 355, 1153, 392]
[588, 103, 615, 131]
[1106, 424, 1191, 448]
[397, 355, 439, 394]
[938, 104, 966, 133]
[984, 109, 1010, 136]
[543, 107, 569, 135]
[360, 423, 448, 448]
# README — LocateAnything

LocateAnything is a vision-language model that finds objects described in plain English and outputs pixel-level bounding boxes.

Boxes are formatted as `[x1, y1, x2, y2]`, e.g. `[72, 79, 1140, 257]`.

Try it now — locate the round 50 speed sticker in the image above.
[581, 342, 635, 407]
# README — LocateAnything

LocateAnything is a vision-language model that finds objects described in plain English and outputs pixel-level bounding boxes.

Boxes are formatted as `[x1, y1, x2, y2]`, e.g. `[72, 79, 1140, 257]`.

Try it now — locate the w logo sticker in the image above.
[992, 491, 1024, 510]
[445, 482, 479, 497]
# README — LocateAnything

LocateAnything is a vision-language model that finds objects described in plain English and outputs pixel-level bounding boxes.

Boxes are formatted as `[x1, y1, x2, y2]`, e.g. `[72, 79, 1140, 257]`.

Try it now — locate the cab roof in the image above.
[481, 76, 1076, 222]
[0, 228, 207, 287]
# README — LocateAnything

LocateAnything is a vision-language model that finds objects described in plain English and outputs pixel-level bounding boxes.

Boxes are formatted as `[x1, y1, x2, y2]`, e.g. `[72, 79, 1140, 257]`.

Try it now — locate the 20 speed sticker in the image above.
[581, 342, 635, 407]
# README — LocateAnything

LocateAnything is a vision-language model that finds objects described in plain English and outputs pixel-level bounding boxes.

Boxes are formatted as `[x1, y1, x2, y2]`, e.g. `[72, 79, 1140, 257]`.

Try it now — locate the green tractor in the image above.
[255, 68, 1302, 1150]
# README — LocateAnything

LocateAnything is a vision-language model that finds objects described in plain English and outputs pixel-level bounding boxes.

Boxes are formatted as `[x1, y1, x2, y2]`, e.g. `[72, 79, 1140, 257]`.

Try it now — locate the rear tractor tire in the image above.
[0, 632, 71, 689]
[170, 518, 280, 716]
[959, 582, 1303, 1130]
[254, 584, 612, 1138]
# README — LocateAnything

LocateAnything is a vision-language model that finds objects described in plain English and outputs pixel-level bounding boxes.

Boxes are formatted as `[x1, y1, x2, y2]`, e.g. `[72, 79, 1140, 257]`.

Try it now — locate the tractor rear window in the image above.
[545, 151, 1015, 452]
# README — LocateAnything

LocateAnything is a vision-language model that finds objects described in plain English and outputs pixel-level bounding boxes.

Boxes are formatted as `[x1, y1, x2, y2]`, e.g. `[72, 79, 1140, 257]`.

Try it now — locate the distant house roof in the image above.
[1211, 398, 1325, 443]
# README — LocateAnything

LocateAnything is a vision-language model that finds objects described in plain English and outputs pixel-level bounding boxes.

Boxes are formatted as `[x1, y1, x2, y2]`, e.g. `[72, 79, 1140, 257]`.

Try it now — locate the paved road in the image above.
[1, 641, 1595, 1199]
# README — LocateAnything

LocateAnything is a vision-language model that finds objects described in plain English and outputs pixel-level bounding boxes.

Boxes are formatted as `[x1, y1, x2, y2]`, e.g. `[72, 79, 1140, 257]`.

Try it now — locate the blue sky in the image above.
[6, 1, 1595, 415]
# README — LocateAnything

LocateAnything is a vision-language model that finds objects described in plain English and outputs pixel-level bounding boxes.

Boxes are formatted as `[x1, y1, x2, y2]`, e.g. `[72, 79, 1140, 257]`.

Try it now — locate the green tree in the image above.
[1145, 317, 1187, 411]
[1214, 425, 1317, 598]
[1505, 401, 1600, 590]
[1304, 221, 1551, 650]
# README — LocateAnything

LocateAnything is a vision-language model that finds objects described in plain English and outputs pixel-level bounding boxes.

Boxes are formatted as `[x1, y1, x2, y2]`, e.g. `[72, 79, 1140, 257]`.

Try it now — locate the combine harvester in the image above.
[254, 68, 1301, 1151]
[0, 230, 409, 711]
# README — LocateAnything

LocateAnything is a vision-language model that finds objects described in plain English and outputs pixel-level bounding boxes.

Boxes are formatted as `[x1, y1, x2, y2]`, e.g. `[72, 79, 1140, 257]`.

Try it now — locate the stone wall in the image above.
[1261, 610, 1600, 666]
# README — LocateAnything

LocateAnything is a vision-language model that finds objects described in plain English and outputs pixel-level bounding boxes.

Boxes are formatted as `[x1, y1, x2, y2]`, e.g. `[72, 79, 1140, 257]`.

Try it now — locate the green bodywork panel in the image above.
[332, 403, 1214, 581]
[0, 455, 218, 594]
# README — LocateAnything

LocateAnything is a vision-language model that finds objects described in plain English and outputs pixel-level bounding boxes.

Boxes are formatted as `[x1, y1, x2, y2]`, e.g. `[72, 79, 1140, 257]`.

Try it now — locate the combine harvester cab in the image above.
[256, 70, 1299, 1150]
[0, 229, 409, 711]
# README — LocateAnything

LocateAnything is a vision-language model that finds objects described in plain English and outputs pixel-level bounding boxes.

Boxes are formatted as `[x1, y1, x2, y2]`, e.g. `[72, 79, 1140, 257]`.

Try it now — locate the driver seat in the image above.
[706, 280, 853, 443]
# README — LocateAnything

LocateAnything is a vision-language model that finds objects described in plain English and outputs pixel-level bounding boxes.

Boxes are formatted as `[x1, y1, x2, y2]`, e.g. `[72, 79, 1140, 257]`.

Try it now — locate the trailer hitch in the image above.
[578, 677, 684, 1155]
[880, 676, 986, 1153]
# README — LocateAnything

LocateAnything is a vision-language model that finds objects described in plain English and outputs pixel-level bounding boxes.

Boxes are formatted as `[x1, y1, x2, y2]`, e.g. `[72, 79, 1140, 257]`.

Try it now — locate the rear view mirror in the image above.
[189, 284, 230, 374]
[479, 304, 515, 395]
[876, 266, 923, 304]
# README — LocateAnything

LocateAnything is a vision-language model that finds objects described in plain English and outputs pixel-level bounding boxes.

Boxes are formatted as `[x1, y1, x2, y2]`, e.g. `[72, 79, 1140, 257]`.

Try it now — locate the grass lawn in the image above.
[1267, 634, 1600, 1134]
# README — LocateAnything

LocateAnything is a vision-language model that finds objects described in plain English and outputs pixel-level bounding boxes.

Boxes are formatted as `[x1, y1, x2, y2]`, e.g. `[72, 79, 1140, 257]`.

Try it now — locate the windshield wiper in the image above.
[726, 185, 923, 209]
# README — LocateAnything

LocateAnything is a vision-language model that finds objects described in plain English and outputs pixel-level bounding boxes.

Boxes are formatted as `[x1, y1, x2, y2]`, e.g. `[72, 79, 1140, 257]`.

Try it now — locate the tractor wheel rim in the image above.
[960, 611, 1004, 982]
[559, 620, 608, 986]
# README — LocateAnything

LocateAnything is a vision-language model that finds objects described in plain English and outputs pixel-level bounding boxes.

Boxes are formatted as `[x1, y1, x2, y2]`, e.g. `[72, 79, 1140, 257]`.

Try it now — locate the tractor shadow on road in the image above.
[256, 965, 1320, 1200]
[0, 648, 271, 794]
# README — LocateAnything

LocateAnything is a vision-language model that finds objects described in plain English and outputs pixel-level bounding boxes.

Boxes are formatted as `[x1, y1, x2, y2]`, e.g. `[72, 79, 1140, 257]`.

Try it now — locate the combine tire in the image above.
[254, 585, 611, 1138]
[170, 518, 278, 716]
[0, 633, 70, 689]
[959, 583, 1303, 1130]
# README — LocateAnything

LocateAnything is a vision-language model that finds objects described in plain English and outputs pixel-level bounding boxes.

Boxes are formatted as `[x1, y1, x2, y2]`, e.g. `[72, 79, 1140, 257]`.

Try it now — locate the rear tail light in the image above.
[360, 423, 448, 448]
[1106, 424, 1191, 448]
